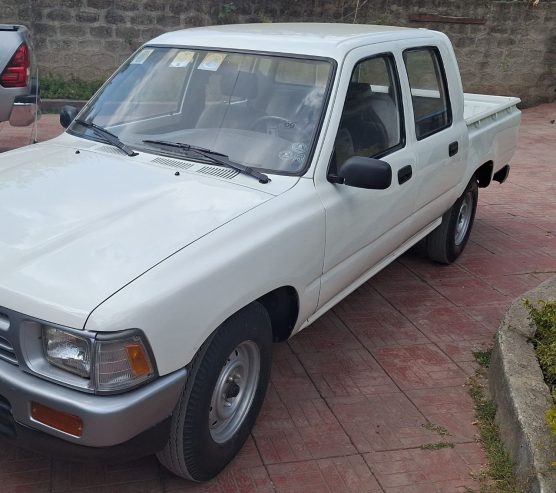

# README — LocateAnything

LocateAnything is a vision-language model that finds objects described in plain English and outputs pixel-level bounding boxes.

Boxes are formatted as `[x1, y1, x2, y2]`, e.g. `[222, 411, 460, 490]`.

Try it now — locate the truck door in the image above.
[397, 42, 467, 227]
[314, 47, 420, 311]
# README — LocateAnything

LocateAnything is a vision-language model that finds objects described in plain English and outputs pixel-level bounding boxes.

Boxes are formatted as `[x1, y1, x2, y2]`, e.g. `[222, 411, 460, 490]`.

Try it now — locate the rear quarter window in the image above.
[403, 47, 452, 140]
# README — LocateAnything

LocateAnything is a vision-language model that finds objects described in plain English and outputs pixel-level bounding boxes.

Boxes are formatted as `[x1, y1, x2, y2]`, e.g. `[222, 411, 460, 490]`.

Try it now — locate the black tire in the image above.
[426, 178, 478, 264]
[157, 302, 272, 481]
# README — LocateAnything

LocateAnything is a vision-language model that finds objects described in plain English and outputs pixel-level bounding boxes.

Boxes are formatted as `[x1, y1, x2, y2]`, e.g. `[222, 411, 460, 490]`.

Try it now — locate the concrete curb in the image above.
[489, 275, 556, 493]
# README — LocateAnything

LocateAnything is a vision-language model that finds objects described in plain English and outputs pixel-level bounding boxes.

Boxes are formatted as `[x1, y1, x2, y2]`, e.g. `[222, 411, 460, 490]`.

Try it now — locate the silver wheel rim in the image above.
[209, 341, 260, 443]
[455, 192, 473, 246]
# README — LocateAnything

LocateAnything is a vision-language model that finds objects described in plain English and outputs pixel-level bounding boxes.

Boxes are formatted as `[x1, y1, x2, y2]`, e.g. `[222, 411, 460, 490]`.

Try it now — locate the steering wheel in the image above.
[250, 116, 295, 138]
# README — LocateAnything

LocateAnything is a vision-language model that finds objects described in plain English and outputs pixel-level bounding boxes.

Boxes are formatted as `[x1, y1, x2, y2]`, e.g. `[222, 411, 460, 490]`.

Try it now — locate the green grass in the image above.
[468, 351, 520, 492]
[419, 422, 454, 451]
[422, 422, 452, 437]
[525, 299, 556, 453]
[420, 441, 455, 450]
[40, 74, 105, 101]
[526, 299, 556, 390]
[473, 350, 492, 369]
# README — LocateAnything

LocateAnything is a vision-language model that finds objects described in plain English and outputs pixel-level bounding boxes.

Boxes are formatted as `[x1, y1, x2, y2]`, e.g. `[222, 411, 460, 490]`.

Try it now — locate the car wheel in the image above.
[426, 177, 478, 264]
[157, 302, 272, 481]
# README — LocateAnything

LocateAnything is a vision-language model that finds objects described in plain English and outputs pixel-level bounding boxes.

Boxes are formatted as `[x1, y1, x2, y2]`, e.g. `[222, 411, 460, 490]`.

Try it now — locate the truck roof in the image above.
[149, 23, 442, 59]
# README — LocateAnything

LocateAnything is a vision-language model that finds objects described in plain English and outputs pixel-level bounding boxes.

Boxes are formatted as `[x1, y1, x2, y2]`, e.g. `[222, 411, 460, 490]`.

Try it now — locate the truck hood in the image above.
[0, 142, 280, 328]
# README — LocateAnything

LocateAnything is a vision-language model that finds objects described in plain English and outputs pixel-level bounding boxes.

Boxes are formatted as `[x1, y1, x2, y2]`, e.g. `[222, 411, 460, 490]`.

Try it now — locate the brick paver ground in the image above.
[0, 104, 554, 492]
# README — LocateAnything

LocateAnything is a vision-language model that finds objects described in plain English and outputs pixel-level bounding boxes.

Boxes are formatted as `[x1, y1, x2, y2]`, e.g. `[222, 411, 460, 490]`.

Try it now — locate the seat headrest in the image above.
[347, 82, 370, 100]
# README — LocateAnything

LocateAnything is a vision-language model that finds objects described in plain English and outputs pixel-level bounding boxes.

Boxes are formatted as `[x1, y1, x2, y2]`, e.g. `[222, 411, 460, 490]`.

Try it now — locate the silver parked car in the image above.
[0, 24, 39, 126]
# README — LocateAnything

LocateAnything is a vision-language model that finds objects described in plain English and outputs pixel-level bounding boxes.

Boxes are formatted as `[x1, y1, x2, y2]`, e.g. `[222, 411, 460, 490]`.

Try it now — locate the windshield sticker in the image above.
[278, 150, 293, 161]
[290, 143, 308, 162]
[131, 48, 154, 65]
[291, 143, 308, 155]
[198, 53, 227, 71]
[170, 50, 195, 68]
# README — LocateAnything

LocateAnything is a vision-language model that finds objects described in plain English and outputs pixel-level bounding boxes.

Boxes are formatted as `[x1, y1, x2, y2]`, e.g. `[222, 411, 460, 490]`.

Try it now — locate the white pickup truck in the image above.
[0, 24, 520, 480]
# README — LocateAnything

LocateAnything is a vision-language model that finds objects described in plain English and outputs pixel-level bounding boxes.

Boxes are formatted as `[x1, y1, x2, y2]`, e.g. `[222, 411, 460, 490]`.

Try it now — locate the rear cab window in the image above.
[403, 47, 452, 140]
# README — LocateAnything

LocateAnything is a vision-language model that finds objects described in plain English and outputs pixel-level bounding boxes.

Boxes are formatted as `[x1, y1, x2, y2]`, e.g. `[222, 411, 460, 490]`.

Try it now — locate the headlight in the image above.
[43, 327, 92, 378]
[41, 327, 155, 393]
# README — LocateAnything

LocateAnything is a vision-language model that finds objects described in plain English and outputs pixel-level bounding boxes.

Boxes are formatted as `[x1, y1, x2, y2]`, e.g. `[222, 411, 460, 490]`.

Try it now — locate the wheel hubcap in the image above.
[455, 192, 473, 246]
[209, 341, 260, 443]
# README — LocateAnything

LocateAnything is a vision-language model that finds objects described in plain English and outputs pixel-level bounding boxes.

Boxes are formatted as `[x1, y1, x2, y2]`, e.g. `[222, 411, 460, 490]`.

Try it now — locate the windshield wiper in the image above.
[142, 139, 271, 184]
[74, 119, 138, 157]
[143, 139, 228, 157]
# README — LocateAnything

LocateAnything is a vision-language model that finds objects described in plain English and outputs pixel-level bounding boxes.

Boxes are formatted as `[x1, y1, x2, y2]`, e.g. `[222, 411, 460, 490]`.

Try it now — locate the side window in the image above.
[403, 47, 452, 140]
[333, 54, 403, 172]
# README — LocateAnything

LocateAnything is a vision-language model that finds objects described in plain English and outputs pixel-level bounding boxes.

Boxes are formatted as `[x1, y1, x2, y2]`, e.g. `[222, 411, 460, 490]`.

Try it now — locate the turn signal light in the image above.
[125, 343, 151, 377]
[31, 402, 84, 437]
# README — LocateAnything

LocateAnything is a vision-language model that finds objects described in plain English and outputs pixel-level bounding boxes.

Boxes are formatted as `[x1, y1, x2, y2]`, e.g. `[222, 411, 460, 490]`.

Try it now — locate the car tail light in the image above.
[1, 43, 30, 88]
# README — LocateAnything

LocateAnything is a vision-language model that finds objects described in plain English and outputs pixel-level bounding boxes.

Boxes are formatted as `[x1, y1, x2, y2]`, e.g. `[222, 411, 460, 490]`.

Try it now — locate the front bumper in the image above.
[0, 359, 186, 453]
[4, 413, 173, 462]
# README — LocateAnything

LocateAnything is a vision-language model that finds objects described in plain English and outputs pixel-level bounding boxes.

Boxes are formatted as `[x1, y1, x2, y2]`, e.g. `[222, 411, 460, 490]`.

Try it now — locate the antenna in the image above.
[30, 65, 39, 144]
[353, 0, 360, 23]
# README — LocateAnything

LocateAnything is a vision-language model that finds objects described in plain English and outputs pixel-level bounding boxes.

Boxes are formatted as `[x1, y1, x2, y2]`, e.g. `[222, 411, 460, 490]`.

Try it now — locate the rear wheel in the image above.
[426, 178, 478, 264]
[157, 302, 272, 481]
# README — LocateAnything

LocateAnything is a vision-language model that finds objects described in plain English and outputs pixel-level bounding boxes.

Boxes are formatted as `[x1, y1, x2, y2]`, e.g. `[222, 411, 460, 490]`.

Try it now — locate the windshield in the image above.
[73, 47, 333, 174]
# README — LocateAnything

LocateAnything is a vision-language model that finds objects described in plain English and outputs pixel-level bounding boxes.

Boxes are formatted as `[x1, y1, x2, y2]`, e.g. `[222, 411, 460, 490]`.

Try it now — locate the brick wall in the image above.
[0, 0, 554, 106]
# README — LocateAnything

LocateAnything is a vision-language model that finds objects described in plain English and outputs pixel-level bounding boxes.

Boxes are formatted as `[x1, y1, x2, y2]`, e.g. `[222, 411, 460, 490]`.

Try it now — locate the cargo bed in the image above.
[464, 93, 521, 125]
[464, 93, 521, 175]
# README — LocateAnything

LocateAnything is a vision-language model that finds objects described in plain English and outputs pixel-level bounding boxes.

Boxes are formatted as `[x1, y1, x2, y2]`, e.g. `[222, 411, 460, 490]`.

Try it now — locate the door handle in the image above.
[398, 165, 412, 185]
[449, 141, 459, 157]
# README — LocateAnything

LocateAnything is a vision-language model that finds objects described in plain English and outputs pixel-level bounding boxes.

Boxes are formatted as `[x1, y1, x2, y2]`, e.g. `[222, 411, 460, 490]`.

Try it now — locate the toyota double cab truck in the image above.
[0, 24, 520, 481]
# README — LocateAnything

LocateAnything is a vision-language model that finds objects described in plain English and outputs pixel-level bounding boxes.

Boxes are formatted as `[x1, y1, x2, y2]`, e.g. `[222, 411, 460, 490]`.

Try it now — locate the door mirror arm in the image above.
[327, 174, 345, 185]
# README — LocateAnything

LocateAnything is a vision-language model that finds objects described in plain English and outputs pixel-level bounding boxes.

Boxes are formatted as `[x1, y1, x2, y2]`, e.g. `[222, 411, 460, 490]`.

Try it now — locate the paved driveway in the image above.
[0, 104, 555, 492]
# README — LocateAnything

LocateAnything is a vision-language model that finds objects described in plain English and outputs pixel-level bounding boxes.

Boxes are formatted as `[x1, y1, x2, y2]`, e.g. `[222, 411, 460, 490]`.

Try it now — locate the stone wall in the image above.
[0, 0, 554, 106]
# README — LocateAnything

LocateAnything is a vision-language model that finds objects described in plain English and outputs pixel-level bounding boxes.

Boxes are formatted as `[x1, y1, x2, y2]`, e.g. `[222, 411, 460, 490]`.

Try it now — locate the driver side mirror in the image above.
[329, 156, 392, 190]
[60, 105, 79, 129]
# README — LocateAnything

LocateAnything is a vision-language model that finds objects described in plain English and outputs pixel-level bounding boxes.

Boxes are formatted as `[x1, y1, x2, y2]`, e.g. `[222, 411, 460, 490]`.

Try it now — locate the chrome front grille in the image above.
[0, 335, 18, 365]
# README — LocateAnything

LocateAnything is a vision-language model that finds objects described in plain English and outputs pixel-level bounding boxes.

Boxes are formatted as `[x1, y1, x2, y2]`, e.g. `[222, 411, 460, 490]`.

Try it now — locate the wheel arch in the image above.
[256, 286, 300, 342]
[474, 160, 493, 188]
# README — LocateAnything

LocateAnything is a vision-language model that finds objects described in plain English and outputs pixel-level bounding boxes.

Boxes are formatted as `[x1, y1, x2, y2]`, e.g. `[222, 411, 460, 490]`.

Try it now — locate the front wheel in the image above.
[157, 302, 272, 481]
[426, 178, 478, 264]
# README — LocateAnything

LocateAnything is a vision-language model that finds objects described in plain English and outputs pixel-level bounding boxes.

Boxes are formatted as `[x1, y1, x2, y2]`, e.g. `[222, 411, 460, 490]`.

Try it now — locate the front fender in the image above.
[84, 179, 325, 375]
